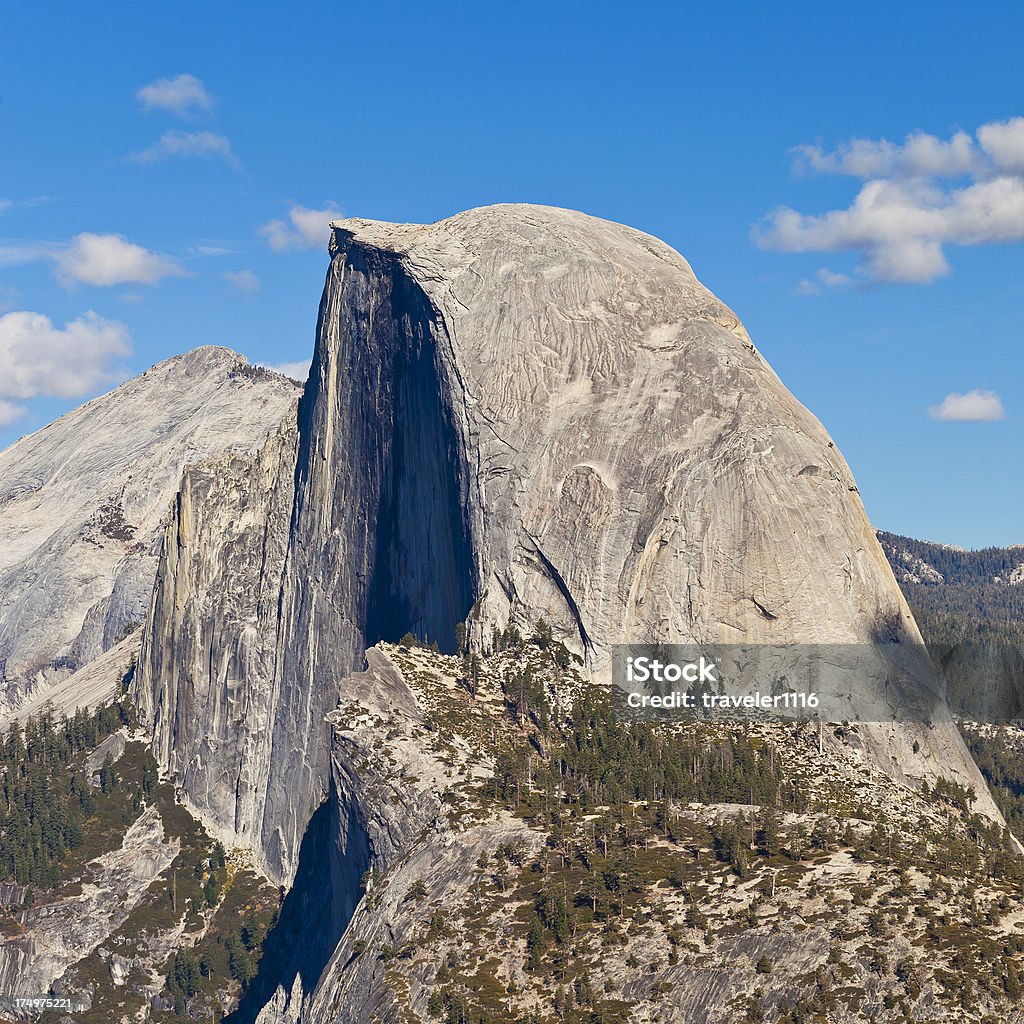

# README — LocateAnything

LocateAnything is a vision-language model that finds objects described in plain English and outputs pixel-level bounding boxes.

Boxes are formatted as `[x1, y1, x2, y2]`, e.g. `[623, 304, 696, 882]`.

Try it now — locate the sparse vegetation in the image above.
[372, 628, 1024, 1024]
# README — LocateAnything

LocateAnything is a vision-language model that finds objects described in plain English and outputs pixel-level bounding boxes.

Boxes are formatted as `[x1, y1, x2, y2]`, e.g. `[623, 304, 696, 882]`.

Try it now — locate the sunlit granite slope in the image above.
[0, 348, 300, 715]
[135, 204, 998, 903]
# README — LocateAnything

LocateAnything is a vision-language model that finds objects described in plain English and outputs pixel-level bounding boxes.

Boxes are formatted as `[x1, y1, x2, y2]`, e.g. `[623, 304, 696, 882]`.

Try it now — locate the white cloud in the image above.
[758, 118, 1024, 283]
[929, 389, 1006, 422]
[792, 130, 979, 180]
[136, 74, 213, 117]
[224, 269, 260, 294]
[0, 311, 132, 422]
[260, 203, 342, 251]
[795, 267, 854, 295]
[130, 130, 238, 167]
[54, 233, 186, 287]
[260, 359, 311, 381]
[976, 117, 1024, 176]
[864, 237, 951, 283]
[815, 268, 853, 289]
[0, 234, 187, 289]
[0, 400, 26, 426]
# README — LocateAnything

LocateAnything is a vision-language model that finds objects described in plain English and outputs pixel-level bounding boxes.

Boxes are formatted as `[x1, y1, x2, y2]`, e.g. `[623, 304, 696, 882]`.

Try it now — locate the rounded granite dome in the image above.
[330, 203, 740, 360]
[318, 203, 892, 652]
[133, 201, 1000, 894]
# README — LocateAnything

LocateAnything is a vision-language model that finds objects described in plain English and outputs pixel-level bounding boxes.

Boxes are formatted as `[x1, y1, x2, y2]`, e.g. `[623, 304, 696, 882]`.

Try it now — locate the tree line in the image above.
[0, 701, 136, 888]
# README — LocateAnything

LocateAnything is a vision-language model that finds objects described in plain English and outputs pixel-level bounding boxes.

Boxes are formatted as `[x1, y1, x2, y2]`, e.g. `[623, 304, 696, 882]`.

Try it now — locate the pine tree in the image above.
[99, 754, 116, 795]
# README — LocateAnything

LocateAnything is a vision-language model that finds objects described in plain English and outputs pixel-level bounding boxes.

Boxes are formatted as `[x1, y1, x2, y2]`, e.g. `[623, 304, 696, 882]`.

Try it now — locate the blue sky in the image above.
[1, 1, 1021, 547]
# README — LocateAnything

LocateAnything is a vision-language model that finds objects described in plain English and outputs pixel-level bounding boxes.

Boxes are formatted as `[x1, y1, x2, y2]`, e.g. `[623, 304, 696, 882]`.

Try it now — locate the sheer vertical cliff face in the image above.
[137, 203, 997, 887]
[135, 419, 299, 857]
[257, 239, 477, 877]
[137, 241, 478, 883]
[325, 207, 909, 659]
[295, 242, 477, 653]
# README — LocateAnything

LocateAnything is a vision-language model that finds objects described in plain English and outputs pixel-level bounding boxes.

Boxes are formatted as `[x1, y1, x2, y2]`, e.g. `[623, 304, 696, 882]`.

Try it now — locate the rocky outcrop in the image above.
[0, 348, 300, 716]
[0, 805, 179, 1003]
[302, 648, 540, 1024]
[7, 629, 140, 725]
[136, 205, 999, 894]
[248, 646, 540, 1024]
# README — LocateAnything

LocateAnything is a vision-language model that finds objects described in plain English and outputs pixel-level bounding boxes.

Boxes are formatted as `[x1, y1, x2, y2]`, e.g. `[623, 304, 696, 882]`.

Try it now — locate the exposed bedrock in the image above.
[0, 805, 179, 1004]
[326, 207, 914, 660]
[136, 237, 479, 883]
[227, 782, 369, 1024]
[0, 347, 300, 715]
[135, 418, 300, 861]
[251, 646, 531, 1024]
[136, 203, 1000, 890]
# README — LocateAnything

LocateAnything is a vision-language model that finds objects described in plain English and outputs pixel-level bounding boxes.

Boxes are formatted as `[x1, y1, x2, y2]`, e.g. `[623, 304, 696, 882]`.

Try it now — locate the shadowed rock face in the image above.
[226, 785, 369, 1024]
[0, 348, 301, 715]
[136, 203, 999, 891]
[298, 243, 476, 653]
[137, 239, 480, 883]
[326, 206, 906, 658]
[258, 238, 478, 876]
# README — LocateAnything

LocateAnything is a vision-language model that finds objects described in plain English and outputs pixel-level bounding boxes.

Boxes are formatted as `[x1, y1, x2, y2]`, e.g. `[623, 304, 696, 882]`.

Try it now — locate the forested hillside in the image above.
[879, 530, 1024, 719]
[878, 531, 1024, 646]
[0, 701, 280, 1023]
[304, 631, 1024, 1023]
[879, 531, 1024, 835]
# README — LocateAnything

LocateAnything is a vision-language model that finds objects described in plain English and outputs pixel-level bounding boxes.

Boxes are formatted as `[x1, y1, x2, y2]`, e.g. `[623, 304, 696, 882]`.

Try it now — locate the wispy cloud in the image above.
[260, 203, 342, 251]
[0, 196, 52, 215]
[136, 73, 213, 117]
[260, 359, 311, 381]
[224, 269, 260, 294]
[756, 117, 1024, 283]
[794, 267, 854, 296]
[0, 233, 186, 288]
[54, 233, 186, 287]
[191, 244, 234, 257]
[0, 242, 56, 269]
[130, 129, 238, 167]
[0, 310, 132, 424]
[929, 389, 1006, 422]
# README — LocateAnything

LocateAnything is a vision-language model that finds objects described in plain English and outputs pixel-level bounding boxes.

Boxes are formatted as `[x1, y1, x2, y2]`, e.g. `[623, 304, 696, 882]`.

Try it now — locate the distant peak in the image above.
[138, 347, 305, 387]
[152, 345, 249, 371]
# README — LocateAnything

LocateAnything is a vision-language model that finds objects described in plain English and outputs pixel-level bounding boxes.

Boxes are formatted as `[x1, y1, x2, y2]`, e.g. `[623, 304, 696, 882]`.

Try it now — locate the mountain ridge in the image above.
[0, 346, 300, 713]
[0, 205, 1018, 1023]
